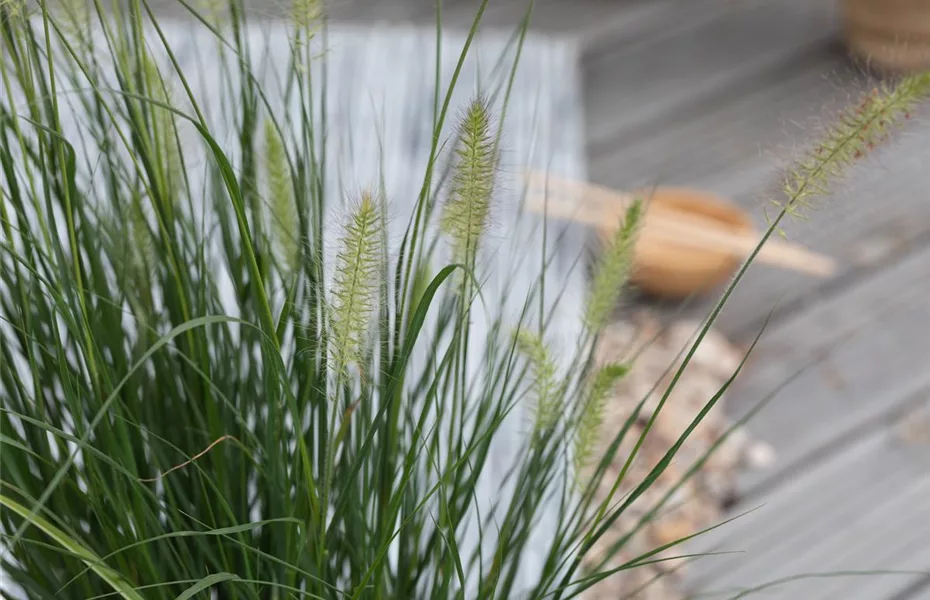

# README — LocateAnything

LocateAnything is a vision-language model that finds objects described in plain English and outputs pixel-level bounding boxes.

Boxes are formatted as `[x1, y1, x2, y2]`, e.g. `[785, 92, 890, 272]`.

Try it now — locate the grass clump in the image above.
[1, 1, 929, 600]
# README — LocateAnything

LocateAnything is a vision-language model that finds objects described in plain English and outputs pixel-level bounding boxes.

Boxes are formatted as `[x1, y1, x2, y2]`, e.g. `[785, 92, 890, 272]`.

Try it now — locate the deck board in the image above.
[721, 244, 930, 494]
[567, 1, 930, 596]
[681, 247, 930, 598]
[685, 417, 930, 599]
[583, 0, 838, 159]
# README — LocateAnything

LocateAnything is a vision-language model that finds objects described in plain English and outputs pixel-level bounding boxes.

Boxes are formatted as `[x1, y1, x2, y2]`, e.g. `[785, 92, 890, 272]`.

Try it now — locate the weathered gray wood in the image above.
[897, 581, 930, 600]
[583, 0, 838, 160]
[684, 416, 930, 599]
[689, 385, 930, 566]
[146, 0, 790, 57]
[588, 50, 862, 194]
[720, 243, 930, 497]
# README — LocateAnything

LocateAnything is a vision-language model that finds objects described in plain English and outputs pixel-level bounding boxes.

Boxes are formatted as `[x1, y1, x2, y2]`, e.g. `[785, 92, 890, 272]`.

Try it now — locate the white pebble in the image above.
[745, 441, 777, 469]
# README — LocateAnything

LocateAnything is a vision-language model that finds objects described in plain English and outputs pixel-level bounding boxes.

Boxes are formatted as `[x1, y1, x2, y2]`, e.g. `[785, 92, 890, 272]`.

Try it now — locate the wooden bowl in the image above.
[841, 0, 930, 73]
[597, 187, 754, 301]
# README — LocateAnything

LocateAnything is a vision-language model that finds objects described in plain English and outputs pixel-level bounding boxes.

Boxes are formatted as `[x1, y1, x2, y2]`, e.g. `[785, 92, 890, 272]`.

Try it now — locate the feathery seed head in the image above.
[0, 0, 26, 19]
[574, 362, 629, 481]
[142, 54, 161, 95]
[515, 328, 560, 435]
[263, 118, 299, 274]
[195, 0, 225, 21]
[329, 191, 383, 376]
[130, 200, 155, 274]
[441, 96, 497, 269]
[777, 74, 930, 221]
[141, 55, 182, 203]
[292, 0, 321, 30]
[584, 197, 643, 333]
[56, 0, 89, 41]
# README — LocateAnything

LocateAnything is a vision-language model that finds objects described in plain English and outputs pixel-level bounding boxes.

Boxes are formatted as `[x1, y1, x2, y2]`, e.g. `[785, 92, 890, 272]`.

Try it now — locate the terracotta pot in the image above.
[841, 0, 930, 73]
[597, 187, 753, 301]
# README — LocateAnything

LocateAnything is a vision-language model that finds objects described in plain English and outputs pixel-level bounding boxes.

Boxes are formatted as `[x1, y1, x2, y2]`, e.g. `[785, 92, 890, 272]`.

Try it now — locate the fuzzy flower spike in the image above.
[329, 191, 383, 377]
[441, 96, 497, 271]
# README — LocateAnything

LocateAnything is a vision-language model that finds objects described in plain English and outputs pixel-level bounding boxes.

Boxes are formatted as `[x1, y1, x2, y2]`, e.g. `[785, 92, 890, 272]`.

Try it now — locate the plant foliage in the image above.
[2, 1, 928, 599]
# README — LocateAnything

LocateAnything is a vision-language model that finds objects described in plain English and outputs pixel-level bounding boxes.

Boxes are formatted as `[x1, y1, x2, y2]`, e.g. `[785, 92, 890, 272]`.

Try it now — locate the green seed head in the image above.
[329, 191, 383, 376]
[195, 0, 225, 20]
[776, 74, 930, 223]
[441, 97, 497, 269]
[57, 0, 89, 41]
[263, 118, 299, 275]
[584, 197, 643, 333]
[515, 328, 560, 435]
[141, 55, 182, 203]
[0, 0, 27, 19]
[574, 362, 629, 481]
[292, 0, 321, 30]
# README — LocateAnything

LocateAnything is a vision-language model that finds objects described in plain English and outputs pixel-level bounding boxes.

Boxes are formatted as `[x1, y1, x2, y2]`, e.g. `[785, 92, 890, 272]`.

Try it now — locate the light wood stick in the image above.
[521, 176, 836, 277]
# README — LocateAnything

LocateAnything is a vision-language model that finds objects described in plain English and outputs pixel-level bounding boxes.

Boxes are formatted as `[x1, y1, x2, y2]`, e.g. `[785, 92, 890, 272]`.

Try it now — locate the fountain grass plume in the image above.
[440, 96, 497, 272]
[263, 117, 300, 274]
[142, 55, 183, 206]
[515, 328, 560, 435]
[329, 190, 383, 376]
[584, 196, 643, 333]
[292, 0, 322, 30]
[574, 362, 630, 480]
[776, 73, 930, 222]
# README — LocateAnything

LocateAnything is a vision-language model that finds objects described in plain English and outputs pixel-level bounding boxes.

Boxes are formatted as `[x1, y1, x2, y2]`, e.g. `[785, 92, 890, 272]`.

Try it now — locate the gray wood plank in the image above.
[899, 578, 930, 600]
[329, 0, 738, 49]
[685, 412, 930, 599]
[588, 49, 862, 194]
[582, 0, 838, 158]
[688, 387, 930, 579]
[723, 243, 930, 496]
[586, 16, 930, 340]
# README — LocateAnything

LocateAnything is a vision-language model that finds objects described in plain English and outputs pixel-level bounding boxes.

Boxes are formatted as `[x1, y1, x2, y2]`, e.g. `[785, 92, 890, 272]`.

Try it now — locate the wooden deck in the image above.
[149, 0, 930, 597]
[575, 1, 930, 597]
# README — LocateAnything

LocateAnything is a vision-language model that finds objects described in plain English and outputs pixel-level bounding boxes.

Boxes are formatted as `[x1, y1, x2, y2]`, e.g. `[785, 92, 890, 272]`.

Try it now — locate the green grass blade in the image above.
[0, 494, 146, 600]
[7, 314, 238, 548]
[174, 573, 241, 600]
